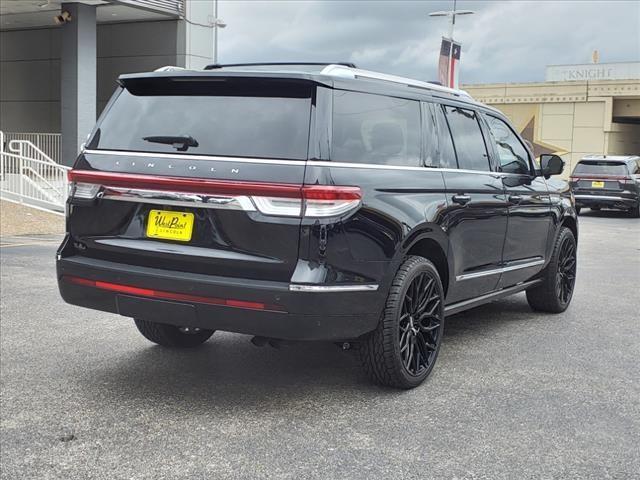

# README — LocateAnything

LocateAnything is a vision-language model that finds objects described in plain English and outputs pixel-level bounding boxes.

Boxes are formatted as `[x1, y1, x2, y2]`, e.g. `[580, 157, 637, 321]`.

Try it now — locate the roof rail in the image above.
[320, 64, 472, 98]
[154, 66, 186, 72]
[203, 62, 357, 71]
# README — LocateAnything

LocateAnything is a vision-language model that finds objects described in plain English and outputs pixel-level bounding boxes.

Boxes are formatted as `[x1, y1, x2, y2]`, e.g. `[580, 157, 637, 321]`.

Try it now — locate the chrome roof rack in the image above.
[203, 62, 357, 71]
[320, 64, 473, 99]
[154, 66, 187, 72]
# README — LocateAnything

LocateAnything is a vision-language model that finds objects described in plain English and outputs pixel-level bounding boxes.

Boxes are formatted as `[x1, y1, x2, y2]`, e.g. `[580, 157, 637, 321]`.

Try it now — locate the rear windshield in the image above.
[573, 161, 628, 175]
[89, 81, 312, 160]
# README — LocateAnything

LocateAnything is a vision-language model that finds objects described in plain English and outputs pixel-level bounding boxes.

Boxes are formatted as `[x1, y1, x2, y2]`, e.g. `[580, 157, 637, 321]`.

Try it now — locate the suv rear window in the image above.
[89, 83, 312, 160]
[573, 161, 628, 175]
[331, 90, 421, 166]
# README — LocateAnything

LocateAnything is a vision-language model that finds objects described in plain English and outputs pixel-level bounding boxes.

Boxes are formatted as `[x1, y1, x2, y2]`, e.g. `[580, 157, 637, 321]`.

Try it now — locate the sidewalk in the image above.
[0, 200, 65, 237]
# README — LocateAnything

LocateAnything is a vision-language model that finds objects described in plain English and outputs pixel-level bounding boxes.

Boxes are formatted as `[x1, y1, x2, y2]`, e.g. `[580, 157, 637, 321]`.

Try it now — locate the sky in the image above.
[216, 0, 640, 84]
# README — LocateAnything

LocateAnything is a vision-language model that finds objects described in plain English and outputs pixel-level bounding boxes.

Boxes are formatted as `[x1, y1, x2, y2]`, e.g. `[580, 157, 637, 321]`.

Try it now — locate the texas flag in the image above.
[438, 37, 462, 89]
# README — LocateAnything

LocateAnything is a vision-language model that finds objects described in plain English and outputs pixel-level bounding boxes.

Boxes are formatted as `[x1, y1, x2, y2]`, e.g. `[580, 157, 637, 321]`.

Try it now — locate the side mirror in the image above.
[539, 154, 564, 178]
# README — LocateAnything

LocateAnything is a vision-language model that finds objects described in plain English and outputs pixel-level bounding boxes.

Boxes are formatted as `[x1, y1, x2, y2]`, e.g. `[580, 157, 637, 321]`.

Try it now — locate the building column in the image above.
[60, 2, 96, 166]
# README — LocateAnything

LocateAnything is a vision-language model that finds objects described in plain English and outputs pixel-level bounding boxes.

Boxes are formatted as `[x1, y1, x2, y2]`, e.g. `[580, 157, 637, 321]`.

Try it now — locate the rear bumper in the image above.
[574, 194, 638, 210]
[56, 254, 383, 341]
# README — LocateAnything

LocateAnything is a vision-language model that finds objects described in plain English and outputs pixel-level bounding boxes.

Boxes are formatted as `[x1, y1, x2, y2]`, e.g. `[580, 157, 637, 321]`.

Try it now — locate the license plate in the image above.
[591, 181, 605, 188]
[146, 209, 194, 242]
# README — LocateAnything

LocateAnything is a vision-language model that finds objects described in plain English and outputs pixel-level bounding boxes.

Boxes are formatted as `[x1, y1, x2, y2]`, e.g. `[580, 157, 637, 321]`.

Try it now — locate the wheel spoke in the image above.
[405, 340, 415, 370]
[415, 278, 434, 315]
[414, 340, 422, 373]
[420, 321, 440, 332]
[415, 332, 430, 365]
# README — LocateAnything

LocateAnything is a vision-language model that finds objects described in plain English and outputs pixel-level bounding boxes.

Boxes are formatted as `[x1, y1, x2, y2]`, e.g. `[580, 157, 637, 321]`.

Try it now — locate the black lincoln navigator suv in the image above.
[57, 63, 578, 389]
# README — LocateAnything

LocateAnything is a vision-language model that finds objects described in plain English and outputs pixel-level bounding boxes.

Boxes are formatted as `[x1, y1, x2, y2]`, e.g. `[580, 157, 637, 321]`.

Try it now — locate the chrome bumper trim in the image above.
[574, 194, 632, 201]
[101, 187, 256, 211]
[289, 284, 379, 292]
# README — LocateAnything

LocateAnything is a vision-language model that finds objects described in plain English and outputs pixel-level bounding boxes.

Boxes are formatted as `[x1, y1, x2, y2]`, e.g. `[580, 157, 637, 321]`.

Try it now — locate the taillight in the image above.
[72, 182, 101, 199]
[302, 185, 362, 217]
[67, 170, 362, 218]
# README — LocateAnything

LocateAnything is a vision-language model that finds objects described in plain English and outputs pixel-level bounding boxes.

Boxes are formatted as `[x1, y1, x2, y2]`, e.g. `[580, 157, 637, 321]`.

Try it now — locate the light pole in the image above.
[429, 0, 474, 88]
[428, 0, 474, 41]
[212, 0, 227, 65]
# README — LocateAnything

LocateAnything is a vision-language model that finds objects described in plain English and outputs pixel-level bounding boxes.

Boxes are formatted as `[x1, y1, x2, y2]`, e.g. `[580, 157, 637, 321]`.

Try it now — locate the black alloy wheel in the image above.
[398, 271, 442, 376]
[360, 256, 445, 389]
[556, 235, 577, 305]
[527, 227, 577, 313]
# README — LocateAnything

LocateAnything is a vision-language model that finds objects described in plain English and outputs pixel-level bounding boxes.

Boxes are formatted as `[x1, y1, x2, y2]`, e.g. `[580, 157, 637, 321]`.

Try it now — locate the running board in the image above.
[444, 279, 542, 316]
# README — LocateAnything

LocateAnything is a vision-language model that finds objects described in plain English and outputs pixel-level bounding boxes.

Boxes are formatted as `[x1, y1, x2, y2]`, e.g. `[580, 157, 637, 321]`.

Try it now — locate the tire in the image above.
[526, 227, 577, 313]
[629, 204, 640, 218]
[575, 206, 581, 215]
[360, 256, 445, 389]
[134, 318, 214, 348]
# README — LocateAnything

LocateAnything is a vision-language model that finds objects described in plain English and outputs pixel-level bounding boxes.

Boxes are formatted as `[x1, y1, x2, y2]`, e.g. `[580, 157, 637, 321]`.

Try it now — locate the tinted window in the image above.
[433, 104, 457, 168]
[91, 87, 311, 160]
[573, 161, 629, 175]
[443, 106, 490, 171]
[423, 103, 438, 167]
[332, 90, 421, 166]
[485, 115, 531, 175]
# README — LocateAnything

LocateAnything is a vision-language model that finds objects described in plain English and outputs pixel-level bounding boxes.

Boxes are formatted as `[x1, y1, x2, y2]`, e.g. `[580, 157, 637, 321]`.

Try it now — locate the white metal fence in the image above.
[2, 132, 61, 164]
[0, 131, 70, 213]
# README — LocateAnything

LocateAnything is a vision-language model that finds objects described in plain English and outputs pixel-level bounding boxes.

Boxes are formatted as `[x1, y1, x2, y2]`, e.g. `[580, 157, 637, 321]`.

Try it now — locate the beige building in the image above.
[463, 71, 640, 179]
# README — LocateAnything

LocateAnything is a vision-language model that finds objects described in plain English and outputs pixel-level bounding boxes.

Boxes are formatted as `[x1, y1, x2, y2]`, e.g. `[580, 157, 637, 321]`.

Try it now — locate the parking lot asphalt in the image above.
[1, 211, 639, 480]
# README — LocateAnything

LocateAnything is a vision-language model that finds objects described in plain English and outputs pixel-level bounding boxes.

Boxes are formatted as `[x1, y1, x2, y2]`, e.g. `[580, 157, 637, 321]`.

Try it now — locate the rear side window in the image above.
[331, 90, 421, 166]
[89, 83, 312, 160]
[443, 106, 490, 171]
[573, 161, 629, 175]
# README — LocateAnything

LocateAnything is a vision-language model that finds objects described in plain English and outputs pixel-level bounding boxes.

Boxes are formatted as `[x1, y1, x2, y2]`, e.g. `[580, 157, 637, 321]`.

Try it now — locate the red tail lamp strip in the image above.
[64, 275, 285, 313]
[68, 170, 361, 200]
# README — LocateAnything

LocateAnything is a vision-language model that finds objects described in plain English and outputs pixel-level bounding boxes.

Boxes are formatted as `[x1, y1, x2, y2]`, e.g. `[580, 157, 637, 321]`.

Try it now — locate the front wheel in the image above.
[134, 319, 214, 348]
[360, 256, 445, 389]
[629, 203, 640, 218]
[526, 227, 577, 313]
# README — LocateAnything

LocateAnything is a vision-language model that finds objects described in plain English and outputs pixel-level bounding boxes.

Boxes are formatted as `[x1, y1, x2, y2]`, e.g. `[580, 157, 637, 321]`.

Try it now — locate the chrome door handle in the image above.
[508, 195, 523, 204]
[452, 194, 471, 206]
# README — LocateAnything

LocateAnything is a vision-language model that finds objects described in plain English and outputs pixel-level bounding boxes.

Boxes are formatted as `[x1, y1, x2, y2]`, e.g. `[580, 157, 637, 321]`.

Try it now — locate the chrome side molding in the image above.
[456, 258, 545, 282]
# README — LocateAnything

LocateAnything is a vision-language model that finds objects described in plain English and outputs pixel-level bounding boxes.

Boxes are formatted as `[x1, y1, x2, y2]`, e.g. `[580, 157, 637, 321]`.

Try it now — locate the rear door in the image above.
[435, 103, 508, 304]
[482, 114, 551, 287]
[67, 75, 314, 282]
